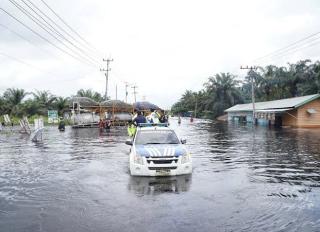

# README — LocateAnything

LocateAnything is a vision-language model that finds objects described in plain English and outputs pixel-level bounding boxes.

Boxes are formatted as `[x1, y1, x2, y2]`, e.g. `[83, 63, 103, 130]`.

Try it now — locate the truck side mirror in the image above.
[125, 139, 133, 145]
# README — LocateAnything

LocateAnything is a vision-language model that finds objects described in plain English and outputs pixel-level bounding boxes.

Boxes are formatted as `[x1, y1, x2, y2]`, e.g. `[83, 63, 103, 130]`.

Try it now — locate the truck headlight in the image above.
[181, 153, 190, 164]
[134, 154, 144, 165]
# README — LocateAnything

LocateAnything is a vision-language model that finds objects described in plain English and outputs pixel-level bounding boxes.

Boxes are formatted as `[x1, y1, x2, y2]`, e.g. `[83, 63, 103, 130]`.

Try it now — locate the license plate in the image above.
[156, 169, 171, 175]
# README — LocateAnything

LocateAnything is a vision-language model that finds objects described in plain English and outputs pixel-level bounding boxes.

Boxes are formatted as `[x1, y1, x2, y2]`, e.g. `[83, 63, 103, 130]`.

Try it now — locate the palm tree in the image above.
[286, 60, 311, 97]
[204, 73, 243, 116]
[55, 97, 69, 116]
[0, 96, 7, 115]
[32, 90, 57, 114]
[2, 88, 29, 115]
[22, 99, 41, 116]
[76, 89, 104, 102]
[171, 90, 196, 114]
[297, 61, 320, 95]
[258, 65, 281, 101]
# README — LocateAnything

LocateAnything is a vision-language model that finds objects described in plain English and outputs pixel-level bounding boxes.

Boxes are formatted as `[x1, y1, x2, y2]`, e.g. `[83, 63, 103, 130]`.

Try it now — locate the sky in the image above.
[1, 0, 320, 109]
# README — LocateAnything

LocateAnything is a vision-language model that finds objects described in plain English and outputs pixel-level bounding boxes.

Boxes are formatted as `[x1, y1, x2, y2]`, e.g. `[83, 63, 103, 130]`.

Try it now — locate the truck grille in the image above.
[146, 156, 179, 171]
[147, 159, 178, 164]
[148, 167, 177, 170]
[146, 156, 178, 164]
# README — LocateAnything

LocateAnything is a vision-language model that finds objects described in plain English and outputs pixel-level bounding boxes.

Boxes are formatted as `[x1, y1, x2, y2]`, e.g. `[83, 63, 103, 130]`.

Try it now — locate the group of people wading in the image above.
[97, 109, 168, 135]
[127, 110, 168, 137]
[99, 118, 112, 132]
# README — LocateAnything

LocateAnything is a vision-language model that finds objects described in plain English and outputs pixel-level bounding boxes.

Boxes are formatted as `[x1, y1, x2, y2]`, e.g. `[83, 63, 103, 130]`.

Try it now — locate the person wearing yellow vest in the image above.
[127, 121, 137, 137]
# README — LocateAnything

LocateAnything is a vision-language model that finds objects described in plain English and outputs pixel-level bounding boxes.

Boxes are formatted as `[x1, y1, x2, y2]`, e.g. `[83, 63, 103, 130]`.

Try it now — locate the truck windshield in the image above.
[135, 130, 180, 145]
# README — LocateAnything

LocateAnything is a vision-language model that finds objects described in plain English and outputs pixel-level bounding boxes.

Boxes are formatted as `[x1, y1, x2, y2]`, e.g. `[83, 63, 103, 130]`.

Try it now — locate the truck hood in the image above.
[135, 144, 187, 157]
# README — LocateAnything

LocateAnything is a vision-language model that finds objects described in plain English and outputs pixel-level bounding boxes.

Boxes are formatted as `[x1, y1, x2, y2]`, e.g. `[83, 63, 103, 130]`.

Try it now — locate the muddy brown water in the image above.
[0, 118, 320, 232]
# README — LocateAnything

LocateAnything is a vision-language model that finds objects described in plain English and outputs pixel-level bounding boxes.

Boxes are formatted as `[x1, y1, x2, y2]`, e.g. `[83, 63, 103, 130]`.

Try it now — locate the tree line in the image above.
[171, 60, 320, 118]
[0, 88, 105, 118]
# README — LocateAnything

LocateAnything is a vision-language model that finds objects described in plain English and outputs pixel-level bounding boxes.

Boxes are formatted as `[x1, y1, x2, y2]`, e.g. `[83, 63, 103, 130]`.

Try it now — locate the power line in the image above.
[7, 0, 98, 67]
[0, 51, 101, 85]
[253, 31, 320, 64]
[0, 23, 34, 45]
[0, 23, 59, 59]
[24, 0, 101, 59]
[0, 22, 102, 69]
[20, 0, 101, 63]
[0, 51, 41, 70]
[256, 38, 320, 66]
[0, 7, 96, 68]
[39, 0, 102, 55]
[107, 69, 139, 103]
[21, 0, 137, 101]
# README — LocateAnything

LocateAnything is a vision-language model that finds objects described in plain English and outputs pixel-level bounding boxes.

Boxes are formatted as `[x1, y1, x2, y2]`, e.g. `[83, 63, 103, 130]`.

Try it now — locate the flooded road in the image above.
[1, 118, 320, 232]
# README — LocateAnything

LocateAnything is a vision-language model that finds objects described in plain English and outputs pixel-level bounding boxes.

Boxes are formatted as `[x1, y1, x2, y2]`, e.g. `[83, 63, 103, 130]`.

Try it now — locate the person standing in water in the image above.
[58, 118, 65, 131]
[105, 119, 111, 132]
[159, 110, 168, 123]
[190, 115, 194, 123]
[178, 115, 181, 124]
[99, 119, 105, 132]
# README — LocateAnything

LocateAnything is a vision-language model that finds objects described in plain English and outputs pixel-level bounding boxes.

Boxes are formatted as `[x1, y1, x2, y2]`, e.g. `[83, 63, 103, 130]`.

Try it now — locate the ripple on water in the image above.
[1, 122, 320, 231]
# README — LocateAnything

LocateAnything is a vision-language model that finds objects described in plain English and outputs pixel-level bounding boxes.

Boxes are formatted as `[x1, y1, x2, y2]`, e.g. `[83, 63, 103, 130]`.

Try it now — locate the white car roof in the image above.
[137, 126, 172, 131]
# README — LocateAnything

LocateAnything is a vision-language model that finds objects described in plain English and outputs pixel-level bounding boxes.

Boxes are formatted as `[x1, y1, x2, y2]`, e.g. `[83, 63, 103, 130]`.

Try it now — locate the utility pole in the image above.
[125, 82, 129, 103]
[240, 66, 257, 125]
[131, 85, 138, 103]
[195, 98, 198, 118]
[100, 58, 113, 100]
[115, 84, 118, 100]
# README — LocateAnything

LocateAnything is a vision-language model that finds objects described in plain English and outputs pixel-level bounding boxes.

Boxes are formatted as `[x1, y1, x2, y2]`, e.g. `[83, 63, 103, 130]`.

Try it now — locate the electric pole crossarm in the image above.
[131, 85, 138, 103]
[101, 58, 113, 100]
[125, 82, 129, 103]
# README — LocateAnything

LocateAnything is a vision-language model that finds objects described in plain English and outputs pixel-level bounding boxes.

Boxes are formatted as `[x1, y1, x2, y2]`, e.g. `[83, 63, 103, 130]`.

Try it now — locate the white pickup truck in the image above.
[126, 124, 192, 176]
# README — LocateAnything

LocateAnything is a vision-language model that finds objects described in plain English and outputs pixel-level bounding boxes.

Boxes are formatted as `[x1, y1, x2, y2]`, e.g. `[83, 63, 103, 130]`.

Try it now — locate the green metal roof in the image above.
[225, 94, 320, 112]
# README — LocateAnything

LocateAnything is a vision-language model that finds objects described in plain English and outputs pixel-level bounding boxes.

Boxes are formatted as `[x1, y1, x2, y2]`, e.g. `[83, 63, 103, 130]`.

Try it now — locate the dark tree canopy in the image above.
[171, 60, 320, 119]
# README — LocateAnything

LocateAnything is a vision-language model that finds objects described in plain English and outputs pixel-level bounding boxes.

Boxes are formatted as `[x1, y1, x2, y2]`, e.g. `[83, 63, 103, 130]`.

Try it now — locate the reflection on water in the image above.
[128, 175, 192, 195]
[1, 119, 320, 232]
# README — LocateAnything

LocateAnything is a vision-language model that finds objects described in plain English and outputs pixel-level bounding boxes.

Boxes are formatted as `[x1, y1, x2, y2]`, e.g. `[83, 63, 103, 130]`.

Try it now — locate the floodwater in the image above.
[1, 118, 320, 232]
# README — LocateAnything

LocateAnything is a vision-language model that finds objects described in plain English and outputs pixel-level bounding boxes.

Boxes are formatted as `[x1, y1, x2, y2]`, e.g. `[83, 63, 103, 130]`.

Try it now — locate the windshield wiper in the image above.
[144, 142, 162, 145]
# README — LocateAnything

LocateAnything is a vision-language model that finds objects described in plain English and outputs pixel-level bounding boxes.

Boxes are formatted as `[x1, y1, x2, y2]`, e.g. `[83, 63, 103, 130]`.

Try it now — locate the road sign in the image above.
[48, 110, 58, 123]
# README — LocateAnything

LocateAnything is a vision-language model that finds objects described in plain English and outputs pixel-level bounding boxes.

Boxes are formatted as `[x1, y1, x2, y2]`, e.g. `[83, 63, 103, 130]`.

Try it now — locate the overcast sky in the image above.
[1, 0, 320, 108]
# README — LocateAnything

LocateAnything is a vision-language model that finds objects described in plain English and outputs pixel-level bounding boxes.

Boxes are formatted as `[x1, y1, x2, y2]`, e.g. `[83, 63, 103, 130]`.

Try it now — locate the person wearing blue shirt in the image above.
[133, 111, 146, 125]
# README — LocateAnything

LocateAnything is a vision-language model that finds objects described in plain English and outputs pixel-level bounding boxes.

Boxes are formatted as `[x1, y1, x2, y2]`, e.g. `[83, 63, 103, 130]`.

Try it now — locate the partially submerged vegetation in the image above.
[0, 88, 105, 119]
[171, 60, 320, 119]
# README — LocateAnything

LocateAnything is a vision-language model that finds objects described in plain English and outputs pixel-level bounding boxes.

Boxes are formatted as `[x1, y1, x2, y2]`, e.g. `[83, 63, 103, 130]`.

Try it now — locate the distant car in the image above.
[125, 123, 192, 176]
